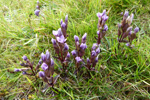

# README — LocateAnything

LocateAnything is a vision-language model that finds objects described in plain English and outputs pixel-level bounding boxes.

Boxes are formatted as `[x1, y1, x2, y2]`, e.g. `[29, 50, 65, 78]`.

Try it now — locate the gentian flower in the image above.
[39, 71, 45, 77]
[41, 63, 48, 71]
[41, 53, 46, 62]
[34, 9, 40, 16]
[80, 43, 87, 50]
[22, 55, 28, 61]
[81, 33, 87, 43]
[74, 35, 79, 42]
[75, 57, 82, 63]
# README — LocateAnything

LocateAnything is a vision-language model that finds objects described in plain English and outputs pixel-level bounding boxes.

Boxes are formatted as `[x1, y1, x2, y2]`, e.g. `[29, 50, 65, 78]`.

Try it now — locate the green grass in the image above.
[0, 0, 150, 99]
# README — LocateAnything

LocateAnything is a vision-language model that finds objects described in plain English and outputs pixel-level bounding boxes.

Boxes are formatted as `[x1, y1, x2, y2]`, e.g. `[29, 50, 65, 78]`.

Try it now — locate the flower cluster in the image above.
[117, 11, 139, 47]
[39, 50, 55, 87]
[51, 15, 70, 71]
[86, 43, 100, 71]
[97, 10, 109, 44]
[34, 1, 40, 16]
[71, 33, 87, 70]
[14, 55, 42, 78]
[10, 8, 140, 91]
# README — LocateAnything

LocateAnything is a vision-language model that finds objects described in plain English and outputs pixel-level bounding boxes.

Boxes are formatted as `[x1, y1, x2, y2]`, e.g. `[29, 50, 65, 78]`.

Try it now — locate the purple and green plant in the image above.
[96, 10, 109, 44]
[117, 11, 139, 47]
[51, 15, 70, 72]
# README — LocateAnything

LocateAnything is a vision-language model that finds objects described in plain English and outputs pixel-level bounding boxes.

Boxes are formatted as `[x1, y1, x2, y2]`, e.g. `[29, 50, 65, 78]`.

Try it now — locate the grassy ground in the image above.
[0, 0, 150, 99]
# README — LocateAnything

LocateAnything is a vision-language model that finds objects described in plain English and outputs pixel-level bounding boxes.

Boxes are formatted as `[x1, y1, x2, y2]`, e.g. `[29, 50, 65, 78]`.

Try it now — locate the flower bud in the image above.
[66, 52, 70, 58]
[61, 22, 66, 29]
[95, 56, 98, 63]
[41, 53, 46, 62]
[51, 59, 54, 66]
[134, 27, 139, 34]
[14, 68, 21, 72]
[60, 19, 63, 25]
[102, 15, 108, 21]
[97, 12, 102, 18]
[123, 11, 129, 19]
[81, 33, 87, 43]
[92, 43, 98, 50]
[80, 43, 87, 50]
[34, 9, 40, 16]
[87, 58, 90, 64]
[96, 47, 100, 54]
[126, 43, 130, 47]
[75, 56, 82, 63]
[38, 59, 42, 64]
[97, 31, 100, 35]
[46, 50, 50, 60]
[74, 35, 79, 42]
[103, 25, 108, 31]
[39, 71, 45, 77]
[56, 35, 66, 43]
[71, 50, 77, 57]
[51, 38, 57, 45]
[64, 43, 69, 50]
[41, 63, 48, 71]
[22, 71, 27, 75]
[102, 9, 106, 16]
[91, 50, 96, 57]
[65, 15, 68, 25]
[22, 55, 28, 61]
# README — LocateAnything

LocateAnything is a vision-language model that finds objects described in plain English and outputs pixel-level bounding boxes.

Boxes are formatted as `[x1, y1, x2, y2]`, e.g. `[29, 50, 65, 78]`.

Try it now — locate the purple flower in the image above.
[64, 43, 69, 50]
[71, 50, 77, 56]
[74, 35, 79, 42]
[75, 57, 82, 63]
[134, 27, 139, 34]
[92, 43, 98, 50]
[51, 38, 57, 45]
[39, 71, 45, 77]
[38, 59, 42, 64]
[87, 58, 90, 64]
[97, 31, 100, 35]
[81, 33, 87, 43]
[36, 5, 40, 9]
[96, 47, 100, 54]
[56, 35, 66, 43]
[80, 43, 87, 50]
[65, 15, 68, 25]
[91, 50, 96, 57]
[51, 59, 54, 66]
[126, 43, 130, 47]
[61, 22, 66, 29]
[41, 63, 48, 71]
[103, 25, 108, 31]
[123, 11, 129, 19]
[41, 53, 46, 62]
[102, 9, 106, 16]
[66, 52, 70, 58]
[46, 50, 50, 60]
[22, 71, 27, 75]
[60, 19, 63, 25]
[95, 56, 98, 63]
[34, 9, 40, 16]
[126, 27, 132, 33]
[22, 55, 28, 61]
[53, 29, 62, 37]
[102, 15, 108, 21]
[126, 14, 134, 25]
[14, 68, 21, 72]
[97, 12, 102, 18]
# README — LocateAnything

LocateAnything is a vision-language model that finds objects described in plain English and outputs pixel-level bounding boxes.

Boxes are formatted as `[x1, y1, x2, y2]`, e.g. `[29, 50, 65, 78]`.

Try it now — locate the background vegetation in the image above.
[0, 0, 150, 99]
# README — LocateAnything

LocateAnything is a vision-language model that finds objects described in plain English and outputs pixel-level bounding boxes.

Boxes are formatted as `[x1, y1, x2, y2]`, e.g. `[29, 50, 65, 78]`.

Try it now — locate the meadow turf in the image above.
[0, 0, 150, 99]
